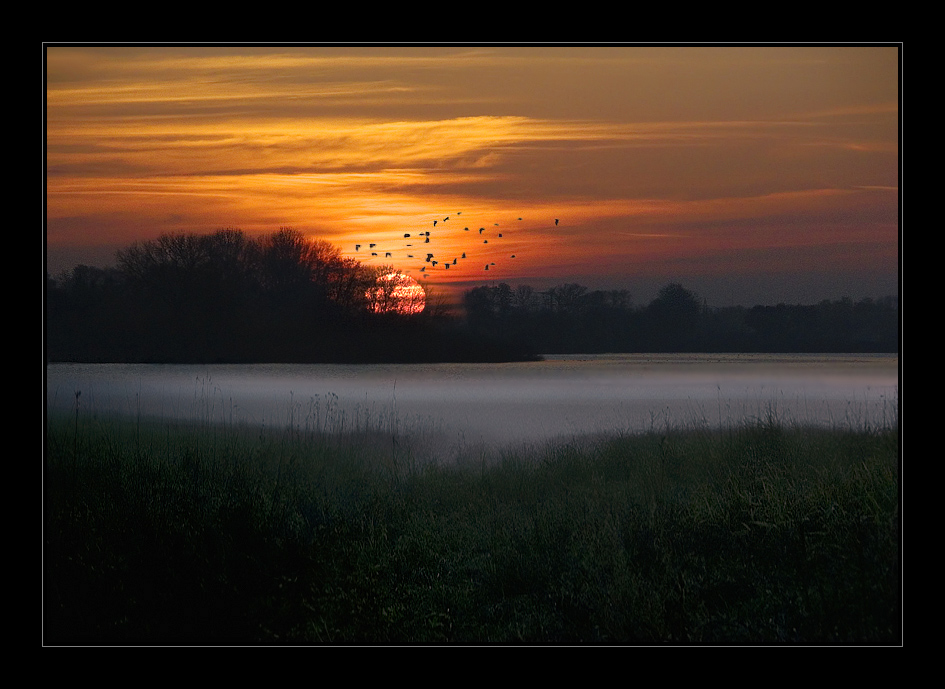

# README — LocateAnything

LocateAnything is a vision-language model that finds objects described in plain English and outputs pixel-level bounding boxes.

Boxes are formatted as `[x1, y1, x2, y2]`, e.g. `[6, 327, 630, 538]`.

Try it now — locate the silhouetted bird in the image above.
[461, 252, 466, 258]
[425, 237, 430, 243]
[404, 233, 411, 238]
[483, 239, 488, 243]
[426, 254, 434, 262]
[385, 252, 392, 257]
[498, 233, 503, 237]
[370, 243, 376, 248]
[433, 220, 437, 227]
[479, 228, 484, 234]
[355, 244, 361, 250]
[555, 219, 559, 226]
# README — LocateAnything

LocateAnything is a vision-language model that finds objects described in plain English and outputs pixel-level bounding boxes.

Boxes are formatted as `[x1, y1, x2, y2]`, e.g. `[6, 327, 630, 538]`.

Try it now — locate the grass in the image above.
[44, 408, 900, 645]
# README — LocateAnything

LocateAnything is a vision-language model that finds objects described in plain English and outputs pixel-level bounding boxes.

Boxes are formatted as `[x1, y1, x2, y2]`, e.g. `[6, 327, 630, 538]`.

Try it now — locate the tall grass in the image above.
[44, 406, 900, 645]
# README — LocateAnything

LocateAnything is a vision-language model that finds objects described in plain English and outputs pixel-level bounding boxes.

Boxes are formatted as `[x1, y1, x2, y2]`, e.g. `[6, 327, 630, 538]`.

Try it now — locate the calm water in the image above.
[45, 354, 899, 450]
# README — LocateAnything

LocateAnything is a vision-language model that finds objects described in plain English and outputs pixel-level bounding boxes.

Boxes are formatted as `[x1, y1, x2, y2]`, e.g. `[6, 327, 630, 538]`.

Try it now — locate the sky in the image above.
[45, 44, 900, 308]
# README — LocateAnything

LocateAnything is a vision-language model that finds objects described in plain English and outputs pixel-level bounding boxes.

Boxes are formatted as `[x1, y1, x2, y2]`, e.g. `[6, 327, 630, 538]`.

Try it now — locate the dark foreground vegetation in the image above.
[46, 229, 899, 364]
[45, 413, 900, 645]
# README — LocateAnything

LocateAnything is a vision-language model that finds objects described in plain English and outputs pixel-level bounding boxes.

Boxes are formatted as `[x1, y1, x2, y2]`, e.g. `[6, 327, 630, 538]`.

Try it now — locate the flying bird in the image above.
[385, 252, 392, 257]
[555, 219, 559, 226]
[355, 244, 361, 251]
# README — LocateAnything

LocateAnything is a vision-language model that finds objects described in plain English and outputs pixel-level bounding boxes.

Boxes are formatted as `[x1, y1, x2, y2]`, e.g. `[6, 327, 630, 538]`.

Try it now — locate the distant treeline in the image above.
[463, 282, 899, 355]
[45, 229, 899, 364]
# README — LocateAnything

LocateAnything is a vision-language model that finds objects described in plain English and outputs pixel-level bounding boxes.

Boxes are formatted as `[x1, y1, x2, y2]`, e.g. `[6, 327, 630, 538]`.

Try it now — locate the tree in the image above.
[646, 283, 702, 351]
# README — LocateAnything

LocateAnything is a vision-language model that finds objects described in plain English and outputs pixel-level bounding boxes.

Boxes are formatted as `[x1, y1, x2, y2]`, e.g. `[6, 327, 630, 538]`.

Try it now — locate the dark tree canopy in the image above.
[47, 229, 899, 363]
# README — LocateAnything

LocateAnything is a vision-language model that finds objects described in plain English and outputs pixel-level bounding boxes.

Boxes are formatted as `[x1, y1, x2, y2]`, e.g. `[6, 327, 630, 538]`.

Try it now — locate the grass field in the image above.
[44, 407, 900, 645]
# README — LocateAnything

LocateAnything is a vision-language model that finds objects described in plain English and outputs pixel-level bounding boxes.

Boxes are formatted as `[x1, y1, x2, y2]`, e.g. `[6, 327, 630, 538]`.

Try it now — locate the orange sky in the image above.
[45, 44, 900, 306]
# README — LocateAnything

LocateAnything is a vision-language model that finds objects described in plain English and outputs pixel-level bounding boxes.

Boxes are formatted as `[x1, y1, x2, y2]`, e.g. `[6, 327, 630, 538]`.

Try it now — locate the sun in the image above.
[367, 272, 426, 315]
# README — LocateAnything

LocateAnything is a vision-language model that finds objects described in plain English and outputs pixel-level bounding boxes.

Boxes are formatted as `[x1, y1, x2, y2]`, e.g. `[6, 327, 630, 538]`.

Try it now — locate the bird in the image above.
[498, 233, 503, 238]
[483, 239, 488, 243]
[370, 243, 376, 248]
[433, 220, 437, 227]
[425, 236, 430, 243]
[404, 233, 411, 238]
[479, 228, 484, 234]
[461, 252, 466, 259]
[484, 265, 489, 270]
[555, 219, 559, 226]
[355, 244, 361, 251]
[385, 252, 392, 257]
[426, 254, 434, 262]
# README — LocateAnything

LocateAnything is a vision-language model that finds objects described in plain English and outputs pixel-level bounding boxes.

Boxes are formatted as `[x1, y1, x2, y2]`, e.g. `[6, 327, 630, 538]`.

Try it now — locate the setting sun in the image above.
[366, 272, 426, 315]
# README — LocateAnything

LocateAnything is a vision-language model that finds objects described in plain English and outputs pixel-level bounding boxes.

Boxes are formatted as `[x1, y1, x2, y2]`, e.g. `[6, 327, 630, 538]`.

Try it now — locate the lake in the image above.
[45, 354, 899, 454]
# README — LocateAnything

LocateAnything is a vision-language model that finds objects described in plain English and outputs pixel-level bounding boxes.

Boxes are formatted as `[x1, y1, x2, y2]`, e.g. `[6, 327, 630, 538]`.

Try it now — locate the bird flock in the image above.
[352, 212, 560, 278]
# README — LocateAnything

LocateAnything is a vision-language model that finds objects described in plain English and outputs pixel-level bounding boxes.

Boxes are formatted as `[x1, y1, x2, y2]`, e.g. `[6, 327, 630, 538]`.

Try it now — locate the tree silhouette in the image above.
[645, 283, 702, 351]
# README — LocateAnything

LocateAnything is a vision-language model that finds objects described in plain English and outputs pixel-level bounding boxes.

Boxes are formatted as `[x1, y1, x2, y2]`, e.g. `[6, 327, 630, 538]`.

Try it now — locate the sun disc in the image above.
[367, 272, 426, 315]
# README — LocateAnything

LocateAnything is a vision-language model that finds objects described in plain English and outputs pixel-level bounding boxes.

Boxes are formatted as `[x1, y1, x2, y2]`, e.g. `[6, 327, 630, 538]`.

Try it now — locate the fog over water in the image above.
[46, 354, 899, 454]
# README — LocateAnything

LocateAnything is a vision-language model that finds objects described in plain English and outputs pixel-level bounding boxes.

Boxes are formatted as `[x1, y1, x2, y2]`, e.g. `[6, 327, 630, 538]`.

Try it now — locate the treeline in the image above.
[45, 229, 899, 364]
[45, 229, 535, 364]
[464, 282, 899, 354]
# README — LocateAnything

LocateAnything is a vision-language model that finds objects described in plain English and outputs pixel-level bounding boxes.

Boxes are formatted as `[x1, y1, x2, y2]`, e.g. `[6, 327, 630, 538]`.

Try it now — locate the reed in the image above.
[44, 408, 900, 645]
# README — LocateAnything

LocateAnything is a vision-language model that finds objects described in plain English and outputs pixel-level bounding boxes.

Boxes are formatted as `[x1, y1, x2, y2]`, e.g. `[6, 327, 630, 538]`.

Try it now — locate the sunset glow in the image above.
[367, 272, 426, 315]
[45, 44, 900, 306]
